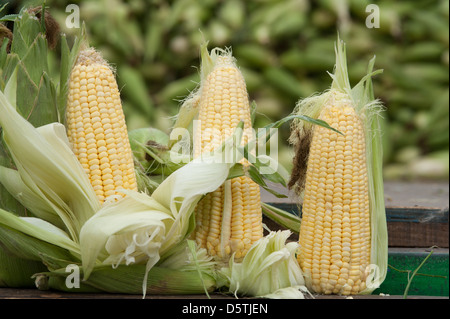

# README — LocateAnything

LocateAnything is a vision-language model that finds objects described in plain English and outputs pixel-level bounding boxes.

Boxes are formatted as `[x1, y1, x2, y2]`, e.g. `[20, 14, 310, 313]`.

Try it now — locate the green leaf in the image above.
[254, 155, 290, 186]
[0, 208, 80, 259]
[58, 26, 86, 124]
[259, 114, 342, 137]
[0, 223, 75, 265]
[0, 247, 46, 288]
[0, 10, 62, 127]
[247, 165, 287, 198]
[37, 252, 80, 272]
[250, 100, 257, 126]
[219, 230, 306, 298]
[261, 203, 300, 234]
[0, 87, 101, 240]
[10, 12, 47, 75]
[0, 166, 65, 228]
[37, 264, 216, 295]
[0, 37, 10, 71]
[0, 2, 11, 14]
[118, 65, 155, 119]
[0, 14, 18, 22]
[226, 163, 245, 180]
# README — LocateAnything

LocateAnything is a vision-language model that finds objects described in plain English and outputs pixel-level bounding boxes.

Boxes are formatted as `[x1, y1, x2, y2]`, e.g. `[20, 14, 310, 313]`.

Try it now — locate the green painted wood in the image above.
[387, 207, 448, 223]
[375, 249, 449, 297]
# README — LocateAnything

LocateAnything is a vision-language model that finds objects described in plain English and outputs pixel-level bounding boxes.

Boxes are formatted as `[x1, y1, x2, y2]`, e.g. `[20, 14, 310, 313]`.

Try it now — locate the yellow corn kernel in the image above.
[66, 48, 137, 203]
[191, 52, 263, 261]
[297, 91, 371, 295]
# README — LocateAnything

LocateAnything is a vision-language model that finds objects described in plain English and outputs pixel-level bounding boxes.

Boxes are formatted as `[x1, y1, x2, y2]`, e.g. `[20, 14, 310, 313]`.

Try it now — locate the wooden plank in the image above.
[383, 181, 449, 209]
[260, 181, 450, 209]
[387, 220, 448, 248]
[0, 288, 447, 299]
[0, 288, 227, 299]
[264, 203, 449, 248]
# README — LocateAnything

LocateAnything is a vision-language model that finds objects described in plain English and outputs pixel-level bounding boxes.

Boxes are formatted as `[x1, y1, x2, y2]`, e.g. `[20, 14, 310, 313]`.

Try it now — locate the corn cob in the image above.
[298, 91, 370, 295]
[289, 38, 388, 295]
[190, 47, 263, 260]
[66, 48, 138, 203]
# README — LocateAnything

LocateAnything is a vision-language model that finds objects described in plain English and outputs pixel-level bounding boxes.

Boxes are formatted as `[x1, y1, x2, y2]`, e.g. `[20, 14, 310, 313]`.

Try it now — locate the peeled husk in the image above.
[288, 37, 388, 294]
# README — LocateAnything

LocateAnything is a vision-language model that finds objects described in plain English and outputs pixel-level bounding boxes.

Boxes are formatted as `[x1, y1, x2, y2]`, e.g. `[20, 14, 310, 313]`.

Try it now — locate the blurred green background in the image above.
[2, 0, 449, 180]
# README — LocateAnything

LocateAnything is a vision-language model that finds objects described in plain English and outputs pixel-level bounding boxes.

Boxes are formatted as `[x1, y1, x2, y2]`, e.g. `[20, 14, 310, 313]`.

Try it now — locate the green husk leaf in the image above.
[0, 208, 80, 258]
[0, 247, 46, 288]
[185, 240, 215, 298]
[226, 163, 245, 180]
[37, 251, 81, 272]
[332, 38, 388, 294]
[58, 24, 86, 124]
[158, 239, 216, 273]
[119, 65, 155, 119]
[0, 223, 75, 268]
[0, 79, 100, 240]
[254, 155, 290, 186]
[37, 264, 216, 295]
[0, 166, 65, 228]
[247, 165, 287, 198]
[169, 93, 200, 149]
[35, 274, 101, 293]
[0, 7, 71, 288]
[261, 202, 300, 234]
[357, 56, 388, 295]
[250, 100, 257, 126]
[219, 230, 307, 298]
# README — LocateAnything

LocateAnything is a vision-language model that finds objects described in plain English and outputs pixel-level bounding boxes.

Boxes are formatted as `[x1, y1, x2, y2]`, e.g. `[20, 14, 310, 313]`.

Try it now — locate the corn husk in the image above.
[0, 7, 84, 287]
[261, 202, 301, 234]
[288, 36, 388, 294]
[0, 249, 46, 288]
[219, 230, 309, 298]
[36, 264, 217, 295]
[0, 72, 100, 241]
